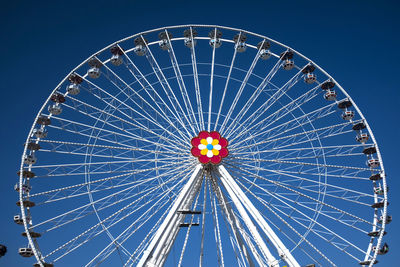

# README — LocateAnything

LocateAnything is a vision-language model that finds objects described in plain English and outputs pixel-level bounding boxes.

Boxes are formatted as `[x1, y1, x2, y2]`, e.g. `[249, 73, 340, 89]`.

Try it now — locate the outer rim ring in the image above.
[19, 24, 387, 266]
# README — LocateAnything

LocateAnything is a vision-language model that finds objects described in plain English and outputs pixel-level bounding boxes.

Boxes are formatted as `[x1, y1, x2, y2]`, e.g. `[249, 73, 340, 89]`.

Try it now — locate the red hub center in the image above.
[191, 131, 229, 164]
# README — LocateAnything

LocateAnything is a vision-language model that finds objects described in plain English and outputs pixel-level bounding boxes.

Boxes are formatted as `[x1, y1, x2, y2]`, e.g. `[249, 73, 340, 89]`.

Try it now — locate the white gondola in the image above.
[36, 116, 51, 126]
[48, 104, 62, 115]
[33, 262, 54, 267]
[184, 37, 196, 48]
[14, 215, 23, 225]
[259, 49, 271, 60]
[304, 73, 317, 84]
[18, 247, 34, 257]
[33, 128, 47, 139]
[109, 45, 124, 66]
[50, 93, 65, 103]
[87, 67, 100, 79]
[373, 186, 383, 195]
[367, 229, 386, 237]
[378, 215, 392, 224]
[282, 59, 294, 70]
[324, 90, 337, 101]
[133, 45, 146, 56]
[209, 38, 222, 48]
[208, 29, 222, 48]
[16, 200, 35, 208]
[341, 110, 354, 120]
[159, 39, 170, 50]
[22, 231, 41, 238]
[373, 186, 388, 195]
[27, 142, 40, 151]
[356, 133, 369, 143]
[359, 260, 378, 266]
[372, 243, 389, 255]
[235, 42, 247, 52]
[367, 158, 380, 168]
[371, 200, 386, 209]
[183, 28, 197, 48]
[14, 183, 31, 193]
[110, 54, 123, 66]
[24, 155, 37, 165]
[66, 83, 80, 95]
[14, 214, 31, 225]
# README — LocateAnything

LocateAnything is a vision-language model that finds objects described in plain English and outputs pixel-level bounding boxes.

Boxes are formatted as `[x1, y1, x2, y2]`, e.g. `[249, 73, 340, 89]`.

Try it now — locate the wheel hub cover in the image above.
[191, 131, 229, 164]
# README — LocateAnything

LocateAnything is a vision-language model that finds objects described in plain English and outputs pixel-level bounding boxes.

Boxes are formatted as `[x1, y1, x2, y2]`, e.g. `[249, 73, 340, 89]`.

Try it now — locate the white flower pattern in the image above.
[198, 137, 222, 158]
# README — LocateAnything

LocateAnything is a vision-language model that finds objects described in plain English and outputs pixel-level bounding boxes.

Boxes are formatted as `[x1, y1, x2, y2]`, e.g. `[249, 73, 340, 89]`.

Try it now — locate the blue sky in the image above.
[1, 0, 399, 266]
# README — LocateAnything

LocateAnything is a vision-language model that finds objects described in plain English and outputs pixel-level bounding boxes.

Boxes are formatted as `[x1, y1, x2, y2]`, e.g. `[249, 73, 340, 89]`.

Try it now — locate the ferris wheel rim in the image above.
[18, 24, 388, 267]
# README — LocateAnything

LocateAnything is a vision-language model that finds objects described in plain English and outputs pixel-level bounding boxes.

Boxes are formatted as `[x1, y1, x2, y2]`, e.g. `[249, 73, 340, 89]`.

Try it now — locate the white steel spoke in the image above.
[263, 190, 364, 262]
[84, 169, 195, 266]
[33, 163, 193, 232]
[98, 64, 189, 143]
[141, 35, 195, 137]
[230, 101, 341, 150]
[46, 115, 180, 152]
[235, 182, 337, 266]
[198, 172, 207, 267]
[137, 164, 203, 267]
[219, 165, 300, 267]
[42, 163, 194, 262]
[43, 121, 188, 164]
[226, 167, 333, 265]
[64, 94, 185, 148]
[165, 31, 200, 133]
[118, 45, 191, 140]
[50, 171, 186, 264]
[81, 74, 188, 143]
[29, 162, 191, 204]
[227, 163, 375, 226]
[233, 143, 369, 155]
[35, 139, 186, 156]
[210, 173, 257, 267]
[36, 148, 184, 163]
[232, 118, 353, 153]
[219, 38, 262, 133]
[227, 165, 369, 262]
[188, 27, 205, 130]
[226, 80, 322, 141]
[123, 198, 175, 266]
[214, 41, 238, 131]
[177, 174, 202, 267]
[233, 161, 377, 203]
[236, 173, 371, 234]
[208, 28, 217, 132]
[217, 170, 278, 266]
[232, 156, 372, 172]
[225, 67, 304, 139]
[208, 176, 225, 267]
[223, 57, 282, 137]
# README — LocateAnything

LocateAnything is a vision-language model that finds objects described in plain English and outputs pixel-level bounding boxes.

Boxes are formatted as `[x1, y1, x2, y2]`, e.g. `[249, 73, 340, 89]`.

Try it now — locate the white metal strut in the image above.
[218, 168, 278, 267]
[218, 165, 300, 267]
[138, 164, 203, 267]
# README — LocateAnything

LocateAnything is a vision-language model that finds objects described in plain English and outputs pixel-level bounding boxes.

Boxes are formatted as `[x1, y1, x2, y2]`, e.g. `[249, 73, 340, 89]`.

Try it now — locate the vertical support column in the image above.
[218, 165, 300, 267]
[218, 168, 279, 267]
[210, 175, 258, 267]
[138, 164, 203, 267]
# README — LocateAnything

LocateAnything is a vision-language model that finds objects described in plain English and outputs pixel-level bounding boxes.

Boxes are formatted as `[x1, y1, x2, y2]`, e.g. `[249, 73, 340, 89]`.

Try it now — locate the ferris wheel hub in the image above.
[191, 131, 229, 164]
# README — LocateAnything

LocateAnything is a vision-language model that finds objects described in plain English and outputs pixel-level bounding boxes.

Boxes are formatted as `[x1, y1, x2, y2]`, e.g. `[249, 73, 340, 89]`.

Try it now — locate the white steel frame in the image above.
[17, 25, 387, 267]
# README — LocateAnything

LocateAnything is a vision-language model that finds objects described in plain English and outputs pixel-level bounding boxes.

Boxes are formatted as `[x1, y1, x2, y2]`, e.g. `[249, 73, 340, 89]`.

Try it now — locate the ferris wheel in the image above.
[15, 25, 390, 267]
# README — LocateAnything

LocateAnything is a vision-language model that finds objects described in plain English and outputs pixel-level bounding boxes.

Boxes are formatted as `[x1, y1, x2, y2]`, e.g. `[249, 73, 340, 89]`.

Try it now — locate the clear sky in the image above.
[1, 0, 399, 266]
